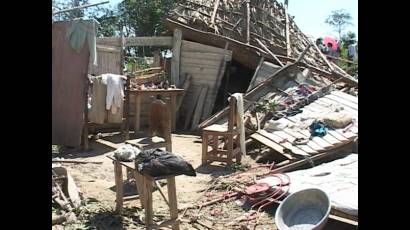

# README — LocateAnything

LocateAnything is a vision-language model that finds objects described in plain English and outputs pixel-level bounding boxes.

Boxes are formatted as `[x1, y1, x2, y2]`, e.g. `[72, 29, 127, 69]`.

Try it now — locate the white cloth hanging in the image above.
[231, 93, 246, 155]
[104, 74, 125, 114]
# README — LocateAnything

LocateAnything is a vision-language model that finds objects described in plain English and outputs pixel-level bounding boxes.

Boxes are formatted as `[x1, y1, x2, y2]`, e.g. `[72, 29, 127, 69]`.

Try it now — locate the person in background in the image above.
[316, 38, 326, 53]
[348, 40, 357, 61]
[326, 43, 337, 62]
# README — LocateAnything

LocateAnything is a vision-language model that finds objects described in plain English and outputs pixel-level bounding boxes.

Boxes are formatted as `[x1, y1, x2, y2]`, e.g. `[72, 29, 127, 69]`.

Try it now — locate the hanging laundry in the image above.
[66, 18, 98, 66]
[105, 74, 125, 115]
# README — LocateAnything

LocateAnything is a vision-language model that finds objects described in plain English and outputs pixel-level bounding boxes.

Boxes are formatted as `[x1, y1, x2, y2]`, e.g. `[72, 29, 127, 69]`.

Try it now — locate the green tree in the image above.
[325, 9, 353, 39]
[341, 31, 356, 45]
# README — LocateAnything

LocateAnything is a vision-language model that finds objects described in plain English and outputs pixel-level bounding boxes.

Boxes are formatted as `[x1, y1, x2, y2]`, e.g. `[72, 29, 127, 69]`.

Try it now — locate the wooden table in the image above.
[107, 155, 180, 229]
[128, 89, 184, 133]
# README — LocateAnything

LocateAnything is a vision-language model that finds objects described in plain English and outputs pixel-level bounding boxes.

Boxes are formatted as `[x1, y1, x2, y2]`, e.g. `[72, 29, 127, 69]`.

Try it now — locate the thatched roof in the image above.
[165, 0, 358, 86]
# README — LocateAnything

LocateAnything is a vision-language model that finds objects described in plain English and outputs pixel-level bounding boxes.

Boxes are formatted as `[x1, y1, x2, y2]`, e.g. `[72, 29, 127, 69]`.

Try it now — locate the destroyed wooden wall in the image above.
[179, 40, 232, 127]
[88, 45, 122, 75]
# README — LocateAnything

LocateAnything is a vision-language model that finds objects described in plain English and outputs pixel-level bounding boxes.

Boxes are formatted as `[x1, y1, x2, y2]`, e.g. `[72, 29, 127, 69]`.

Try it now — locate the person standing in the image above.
[348, 40, 357, 61]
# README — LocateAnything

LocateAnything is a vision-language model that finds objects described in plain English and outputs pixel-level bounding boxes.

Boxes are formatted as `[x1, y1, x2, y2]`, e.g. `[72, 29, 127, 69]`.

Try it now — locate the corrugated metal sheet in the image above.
[52, 21, 90, 147]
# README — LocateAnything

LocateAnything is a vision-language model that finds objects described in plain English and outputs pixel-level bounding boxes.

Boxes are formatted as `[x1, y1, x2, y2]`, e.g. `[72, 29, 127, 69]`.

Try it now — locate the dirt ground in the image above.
[52, 132, 354, 230]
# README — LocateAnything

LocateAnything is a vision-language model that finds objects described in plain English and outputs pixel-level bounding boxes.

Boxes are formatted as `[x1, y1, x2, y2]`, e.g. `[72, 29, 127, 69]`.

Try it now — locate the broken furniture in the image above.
[201, 96, 242, 165]
[126, 87, 184, 133]
[107, 155, 180, 229]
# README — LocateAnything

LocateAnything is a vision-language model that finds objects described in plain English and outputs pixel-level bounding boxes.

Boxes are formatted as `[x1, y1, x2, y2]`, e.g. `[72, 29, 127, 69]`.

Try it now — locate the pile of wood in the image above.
[52, 167, 82, 225]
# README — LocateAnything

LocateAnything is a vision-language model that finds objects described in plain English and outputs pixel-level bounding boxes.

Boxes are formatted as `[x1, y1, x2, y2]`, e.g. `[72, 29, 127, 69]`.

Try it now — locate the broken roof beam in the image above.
[255, 38, 284, 67]
[284, 0, 291, 57]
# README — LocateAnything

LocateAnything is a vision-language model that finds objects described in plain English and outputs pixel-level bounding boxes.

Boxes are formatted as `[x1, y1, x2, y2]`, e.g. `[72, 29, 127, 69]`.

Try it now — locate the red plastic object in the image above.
[244, 183, 271, 195]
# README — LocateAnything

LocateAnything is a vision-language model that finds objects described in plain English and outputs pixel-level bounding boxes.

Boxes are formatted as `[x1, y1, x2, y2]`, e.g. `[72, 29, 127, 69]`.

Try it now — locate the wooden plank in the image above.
[250, 133, 293, 160]
[325, 95, 358, 110]
[201, 42, 229, 121]
[184, 86, 204, 130]
[274, 130, 318, 155]
[180, 66, 220, 75]
[134, 94, 141, 132]
[94, 138, 120, 149]
[181, 51, 231, 61]
[282, 128, 325, 152]
[176, 75, 191, 110]
[331, 91, 358, 104]
[191, 86, 209, 131]
[171, 29, 182, 86]
[181, 58, 222, 68]
[284, 0, 291, 57]
[125, 36, 173, 47]
[181, 40, 233, 59]
[210, 0, 220, 25]
[96, 37, 121, 47]
[245, 0, 250, 44]
[255, 38, 284, 67]
[258, 130, 310, 156]
[314, 98, 358, 117]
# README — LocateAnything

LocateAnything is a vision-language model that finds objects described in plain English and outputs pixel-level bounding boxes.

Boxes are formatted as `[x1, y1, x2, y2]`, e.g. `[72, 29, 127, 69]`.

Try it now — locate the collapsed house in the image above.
[52, 1, 358, 229]
[163, 0, 357, 129]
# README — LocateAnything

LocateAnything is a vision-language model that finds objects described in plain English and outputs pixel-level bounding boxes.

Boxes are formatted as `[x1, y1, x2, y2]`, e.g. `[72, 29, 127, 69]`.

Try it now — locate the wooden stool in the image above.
[202, 96, 242, 166]
[107, 155, 180, 230]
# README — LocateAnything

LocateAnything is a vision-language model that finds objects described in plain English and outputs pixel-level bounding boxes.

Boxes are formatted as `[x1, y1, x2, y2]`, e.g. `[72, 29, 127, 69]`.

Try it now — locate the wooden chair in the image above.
[125, 98, 172, 152]
[202, 96, 242, 166]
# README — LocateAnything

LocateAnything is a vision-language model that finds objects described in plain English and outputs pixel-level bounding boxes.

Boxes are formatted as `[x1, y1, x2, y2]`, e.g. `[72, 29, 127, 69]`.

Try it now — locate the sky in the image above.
[89, 0, 358, 40]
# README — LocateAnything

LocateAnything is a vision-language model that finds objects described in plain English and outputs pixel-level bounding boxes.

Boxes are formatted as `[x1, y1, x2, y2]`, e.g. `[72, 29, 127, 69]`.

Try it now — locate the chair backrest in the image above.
[149, 98, 171, 141]
[228, 96, 237, 132]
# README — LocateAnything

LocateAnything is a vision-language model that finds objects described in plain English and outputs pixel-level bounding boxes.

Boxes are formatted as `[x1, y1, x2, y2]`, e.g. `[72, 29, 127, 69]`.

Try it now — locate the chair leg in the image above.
[167, 177, 180, 230]
[114, 161, 123, 213]
[202, 132, 208, 164]
[235, 134, 242, 163]
[143, 176, 153, 227]
[227, 135, 233, 166]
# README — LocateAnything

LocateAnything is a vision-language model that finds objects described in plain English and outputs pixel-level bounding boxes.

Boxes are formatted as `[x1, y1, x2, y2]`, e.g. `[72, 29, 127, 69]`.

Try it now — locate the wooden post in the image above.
[114, 161, 123, 213]
[167, 177, 179, 230]
[171, 29, 182, 86]
[191, 86, 209, 131]
[134, 94, 141, 132]
[284, 0, 291, 57]
[171, 94, 177, 132]
[124, 76, 130, 140]
[223, 62, 231, 107]
[82, 74, 89, 150]
[202, 132, 208, 164]
[245, 0, 250, 44]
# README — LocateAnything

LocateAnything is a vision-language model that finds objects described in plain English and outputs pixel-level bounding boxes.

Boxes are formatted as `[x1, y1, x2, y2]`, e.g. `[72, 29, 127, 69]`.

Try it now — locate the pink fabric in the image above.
[323, 37, 338, 51]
